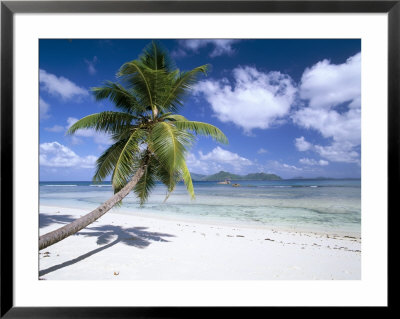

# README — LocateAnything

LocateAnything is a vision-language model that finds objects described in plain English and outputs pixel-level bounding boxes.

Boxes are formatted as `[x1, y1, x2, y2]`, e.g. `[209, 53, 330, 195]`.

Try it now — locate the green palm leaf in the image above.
[172, 120, 228, 144]
[140, 41, 175, 73]
[149, 122, 194, 175]
[160, 65, 209, 113]
[111, 128, 147, 192]
[66, 111, 135, 135]
[118, 60, 154, 111]
[133, 160, 157, 205]
[93, 138, 129, 183]
[180, 160, 195, 200]
[91, 81, 145, 114]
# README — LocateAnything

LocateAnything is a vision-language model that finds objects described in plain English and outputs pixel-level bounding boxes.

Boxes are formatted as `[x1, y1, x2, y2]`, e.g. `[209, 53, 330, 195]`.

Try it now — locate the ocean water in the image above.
[39, 179, 361, 235]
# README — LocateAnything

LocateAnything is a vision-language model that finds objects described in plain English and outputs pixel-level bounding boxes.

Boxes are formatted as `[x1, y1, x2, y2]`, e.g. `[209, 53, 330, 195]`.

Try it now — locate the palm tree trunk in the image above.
[39, 166, 146, 250]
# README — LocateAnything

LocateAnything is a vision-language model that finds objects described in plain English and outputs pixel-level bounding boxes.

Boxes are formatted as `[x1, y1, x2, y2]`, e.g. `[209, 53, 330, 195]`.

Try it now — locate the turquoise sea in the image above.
[40, 179, 361, 235]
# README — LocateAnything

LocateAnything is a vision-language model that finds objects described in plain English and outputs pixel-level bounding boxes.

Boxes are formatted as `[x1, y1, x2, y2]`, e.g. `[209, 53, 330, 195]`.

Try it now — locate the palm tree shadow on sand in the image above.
[39, 215, 175, 277]
[39, 213, 77, 228]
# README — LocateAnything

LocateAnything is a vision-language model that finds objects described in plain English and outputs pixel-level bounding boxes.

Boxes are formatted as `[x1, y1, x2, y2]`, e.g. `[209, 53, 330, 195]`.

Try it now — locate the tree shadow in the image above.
[39, 213, 76, 229]
[39, 223, 175, 277]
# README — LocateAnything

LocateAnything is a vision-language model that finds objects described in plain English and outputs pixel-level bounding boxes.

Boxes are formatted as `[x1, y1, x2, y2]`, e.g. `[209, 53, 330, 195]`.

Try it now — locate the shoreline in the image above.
[40, 203, 361, 239]
[39, 205, 361, 280]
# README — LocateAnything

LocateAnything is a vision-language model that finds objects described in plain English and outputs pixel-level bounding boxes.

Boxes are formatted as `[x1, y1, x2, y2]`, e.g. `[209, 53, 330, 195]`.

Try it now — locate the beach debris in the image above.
[114, 271, 119, 276]
[232, 183, 240, 187]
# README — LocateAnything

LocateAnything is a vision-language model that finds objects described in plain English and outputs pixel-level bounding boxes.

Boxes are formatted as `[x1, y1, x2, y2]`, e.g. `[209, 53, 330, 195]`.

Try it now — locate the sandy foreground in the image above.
[39, 205, 361, 280]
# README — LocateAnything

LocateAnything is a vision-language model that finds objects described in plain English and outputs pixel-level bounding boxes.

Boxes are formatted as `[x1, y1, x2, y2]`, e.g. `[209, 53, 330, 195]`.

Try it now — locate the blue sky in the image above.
[39, 39, 361, 181]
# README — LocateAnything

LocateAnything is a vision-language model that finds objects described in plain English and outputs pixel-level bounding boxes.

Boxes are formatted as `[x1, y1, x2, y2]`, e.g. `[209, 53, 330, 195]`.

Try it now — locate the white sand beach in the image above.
[39, 205, 361, 280]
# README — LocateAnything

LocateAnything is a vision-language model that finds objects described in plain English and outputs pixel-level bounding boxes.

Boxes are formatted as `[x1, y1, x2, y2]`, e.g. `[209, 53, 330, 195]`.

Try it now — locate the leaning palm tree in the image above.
[39, 42, 227, 250]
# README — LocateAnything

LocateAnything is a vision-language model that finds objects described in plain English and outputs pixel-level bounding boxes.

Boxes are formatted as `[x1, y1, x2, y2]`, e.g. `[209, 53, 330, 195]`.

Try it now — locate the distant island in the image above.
[190, 171, 282, 181]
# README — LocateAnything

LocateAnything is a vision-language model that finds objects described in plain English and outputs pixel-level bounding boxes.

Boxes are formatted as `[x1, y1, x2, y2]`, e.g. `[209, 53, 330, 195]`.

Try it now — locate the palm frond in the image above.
[91, 81, 145, 114]
[118, 60, 154, 109]
[111, 128, 147, 192]
[66, 111, 135, 135]
[164, 114, 187, 122]
[180, 160, 195, 200]
[160, 65, 209, 113]
[133, 160, 157, 205]
[93, 138, 129, 182]
[139, 41, 175, 72]
[172, 120, 228, 144]
[149, 122, 194, 178]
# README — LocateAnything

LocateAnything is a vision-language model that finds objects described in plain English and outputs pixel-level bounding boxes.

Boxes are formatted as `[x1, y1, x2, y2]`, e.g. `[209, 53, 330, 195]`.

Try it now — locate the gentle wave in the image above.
[43, 184, 77, 187]
[90, 185, 112, 187]
[272, 186, 293, 188]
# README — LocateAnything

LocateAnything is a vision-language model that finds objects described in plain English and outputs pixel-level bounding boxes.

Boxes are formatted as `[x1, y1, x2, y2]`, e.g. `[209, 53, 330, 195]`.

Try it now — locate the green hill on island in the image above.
[191, 171, 282, 181]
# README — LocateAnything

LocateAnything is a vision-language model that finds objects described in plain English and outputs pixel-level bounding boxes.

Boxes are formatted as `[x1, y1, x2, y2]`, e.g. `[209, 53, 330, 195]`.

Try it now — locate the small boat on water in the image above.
[232, 183, 240, 187]
[217, 179, 231, 184]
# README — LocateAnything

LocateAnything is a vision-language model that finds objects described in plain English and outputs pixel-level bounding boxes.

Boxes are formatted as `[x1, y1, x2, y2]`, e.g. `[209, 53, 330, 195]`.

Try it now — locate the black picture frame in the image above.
[1, 1, 395, 317]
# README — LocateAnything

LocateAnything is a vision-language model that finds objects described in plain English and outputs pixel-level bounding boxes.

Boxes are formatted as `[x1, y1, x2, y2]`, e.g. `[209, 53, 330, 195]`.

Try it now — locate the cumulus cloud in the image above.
[295, 136, 312, 152]
[293, 52, 361, 163]
[295, 136, 359, 164]
[39, 97, 50, 119]
[195, 66, 297, 133]
[39, 69, 88, 100]
[300, 53, 361, 109]
[293, 107, 361, 146]
[40, 141, 96, 168]
[66, 117, 112, 145]
[314, 142, 359, 164]
[299, 158, 329, 166]
[186, 147, 252, 174]
[174, 39, 240, 57]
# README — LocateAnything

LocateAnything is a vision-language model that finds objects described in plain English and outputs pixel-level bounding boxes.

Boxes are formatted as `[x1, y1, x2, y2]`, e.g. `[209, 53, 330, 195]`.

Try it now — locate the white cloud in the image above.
[299, 158, 329, 166]
[45, 125, 65, 133]
[195, 66, 297, 133]
[199, 146, 252, 164]
[186, 147, 252, 174]
[293, 107, 361, 145]
[257, 148, 268, 154]
[314, 142, 360, 164]
[39, 69, 88, 100]
[175, 39, 240, 57]
[295, 136, 312, 152]
[84, 56, 98, 75]
[40, 142, 96, 168]
[66, 117, 112, 145]
[39, 97, 50, 119]
[300, 53, 361, 110]
[293, 52, 361, 163]
[266, 160, 303, 172]
[295, 136, 360, 164]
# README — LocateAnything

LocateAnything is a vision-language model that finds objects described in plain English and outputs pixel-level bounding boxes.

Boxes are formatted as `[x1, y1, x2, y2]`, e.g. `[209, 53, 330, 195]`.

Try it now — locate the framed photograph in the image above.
[1, 0, 395, 316]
